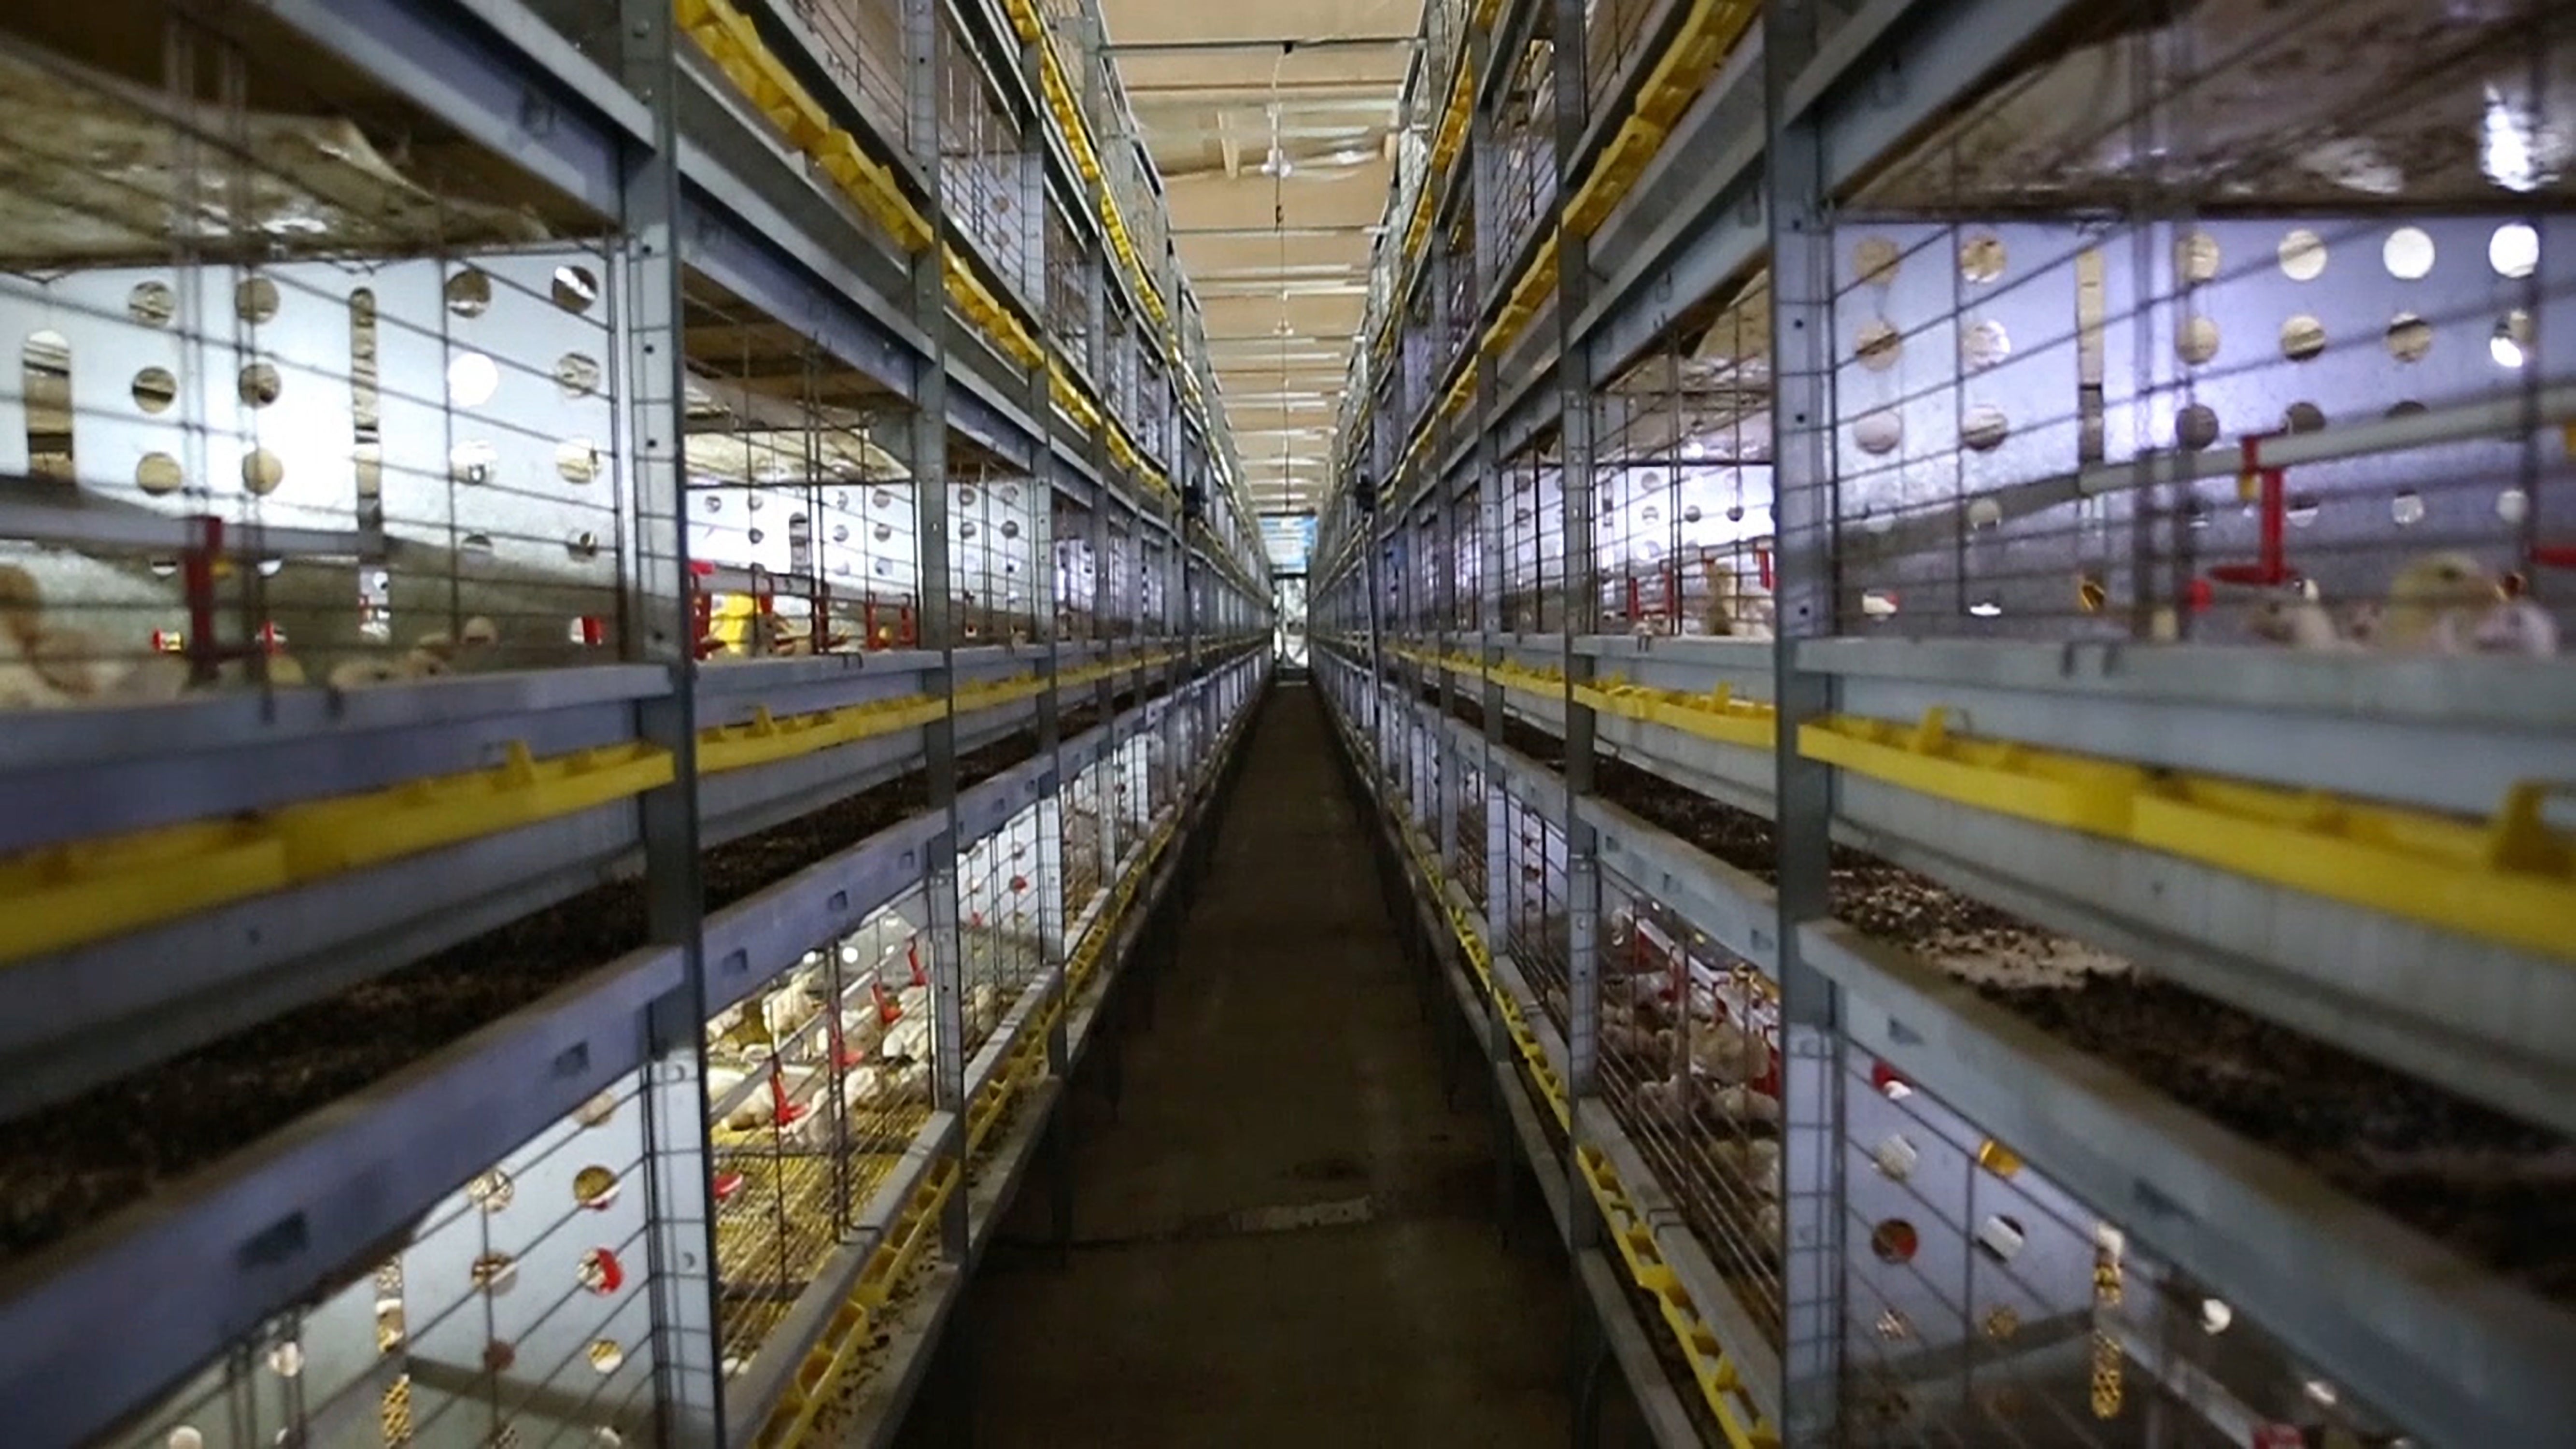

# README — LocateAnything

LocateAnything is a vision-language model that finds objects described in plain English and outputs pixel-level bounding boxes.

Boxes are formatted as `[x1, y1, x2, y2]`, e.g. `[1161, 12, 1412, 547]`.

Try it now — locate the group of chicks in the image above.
[707, 947, 1009, 1150]
[1545, 953, 1789, 1245]
[2241, 550, 2560, 656]
[1697, 556, 1778, 640]
[0, 560, 509, 706]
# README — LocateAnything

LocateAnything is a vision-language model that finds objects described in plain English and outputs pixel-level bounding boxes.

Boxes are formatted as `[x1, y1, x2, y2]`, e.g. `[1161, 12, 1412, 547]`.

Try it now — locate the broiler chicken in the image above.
[1634, 1069, 1694, 1124]
[2380, 551, 2498, 651]
[761, 984, 819, 1041]
[1698, 559, 1776, 640]
[2244, 590, 2361, 651]
[1710, 1083, 1782, 1126]
[881, 1012, 932, 1064]
[838, 1006, 888, 1061]
[328, 618, 501, 689]
[1710, 1136, 1782, 1197]
[1687, 1022, 1765, 1086]
[1600, 1016, 1671, 1061]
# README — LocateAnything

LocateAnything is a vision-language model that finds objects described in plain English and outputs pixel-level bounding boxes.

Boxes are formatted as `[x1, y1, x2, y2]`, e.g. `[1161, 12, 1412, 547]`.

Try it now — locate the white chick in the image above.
[881, 1013, 932, 1064]
[2381, 551, 2498, 652]
[761, 985, 818, 1042]
[878, 1060, 931, 1107]
[1698, 560, 1777, 640]
[1755, 1201, 1783, 1247]
[967, 982, 1002, 1039]
[838, 1008, 887, 1062]
[708, 1001, 747, 1039]
[703, 1065, 767, 1131]
[2442, 597, 2562, 658]
[841, 1065, 887, 1113]
[2244, 593, 2359, 652]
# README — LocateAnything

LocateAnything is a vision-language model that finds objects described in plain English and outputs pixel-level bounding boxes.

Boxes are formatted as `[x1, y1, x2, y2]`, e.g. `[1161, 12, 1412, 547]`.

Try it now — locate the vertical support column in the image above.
[1551, 0, 1602, 1239]
[613, 0, 718, 1437]
[904, 0, 971, 1256]
[1092, 494, 1119, 876]
[1020, 28, 1058, 774]
[1465, 15, 1518, 1225]
[1428, 220, 1457, 865]
[1768, 1, 1848, 1438]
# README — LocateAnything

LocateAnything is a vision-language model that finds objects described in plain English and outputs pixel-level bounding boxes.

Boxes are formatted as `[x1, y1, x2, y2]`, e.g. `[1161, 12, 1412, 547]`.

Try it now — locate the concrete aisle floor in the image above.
[910, 685, 1579, 1448]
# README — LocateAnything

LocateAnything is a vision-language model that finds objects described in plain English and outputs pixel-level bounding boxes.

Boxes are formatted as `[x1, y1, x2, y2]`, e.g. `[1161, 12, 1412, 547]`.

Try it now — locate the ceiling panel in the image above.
[1100, 0, 1421, 513]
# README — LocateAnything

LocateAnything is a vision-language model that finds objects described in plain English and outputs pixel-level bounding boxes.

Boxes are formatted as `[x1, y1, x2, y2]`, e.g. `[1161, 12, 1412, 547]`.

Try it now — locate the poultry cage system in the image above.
[1318, 0, 2576, 1444]
[0, 0, 1272, 1444]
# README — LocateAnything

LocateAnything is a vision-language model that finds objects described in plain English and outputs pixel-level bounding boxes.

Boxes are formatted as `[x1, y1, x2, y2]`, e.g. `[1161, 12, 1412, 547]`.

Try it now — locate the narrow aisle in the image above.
[941, 686, 1573, 1447]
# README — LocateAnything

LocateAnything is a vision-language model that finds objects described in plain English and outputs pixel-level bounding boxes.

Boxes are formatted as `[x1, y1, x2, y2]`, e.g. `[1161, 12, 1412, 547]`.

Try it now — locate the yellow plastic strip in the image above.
[0, 668, 1083, 964]
[1579, 1147, 1778, 1449]
[1802, 710, 2576, 961]
[756, 1153, 961, 1447]
[1393, 812, 1775, 1446]
[0, 742, 674, 965]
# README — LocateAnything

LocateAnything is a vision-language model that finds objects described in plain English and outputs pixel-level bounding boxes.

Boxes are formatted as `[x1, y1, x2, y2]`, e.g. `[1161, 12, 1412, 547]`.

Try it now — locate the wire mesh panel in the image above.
[1444, 209, 1476, 367]
[1043, 199, 1090, 369]
[1112, 725, 1158, 844]
[1102, 513, 1135, 638]
[948, 471, 1039, 645]
[1837, 1056, 2406, 1448]
[1138, 532, 1166, 640]
[1104, 302, 1137, 437]
[939, 15, 1027, 300]
[1413, 511, 1443, 633]
[1831, 0, 2576, 648]
[1144, 700, 1178, 820]
[1501, 791, 1571, 1036]
[1595, 864, 1786, 1340]
[1061, 753, 1109, 923]
[1053, 495, 1096, 644]
[784, 0, 909, 153]
[705, 897, 934, 1377]
[1451, 760, 1487, 903]
[0, 200, 624, 693]
[1593, 310, 1776, 636]
[1136, 349, 1168, 466]
[108, 1071, 665, 1448]
[0, 14, 656, 704]
[1488, 34, 1560, 278]
[957, 800, 1048, 1056]
[1582, 0, 1661, 117]
[684, 285, 918, 657]
[1500, 447, 1568, 632]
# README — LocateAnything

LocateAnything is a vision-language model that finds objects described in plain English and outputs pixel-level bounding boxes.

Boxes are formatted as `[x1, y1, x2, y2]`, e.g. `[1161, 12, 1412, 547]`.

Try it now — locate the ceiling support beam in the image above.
[1175, 224, 1381, 237]
[1103, 34, 1419, 55]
